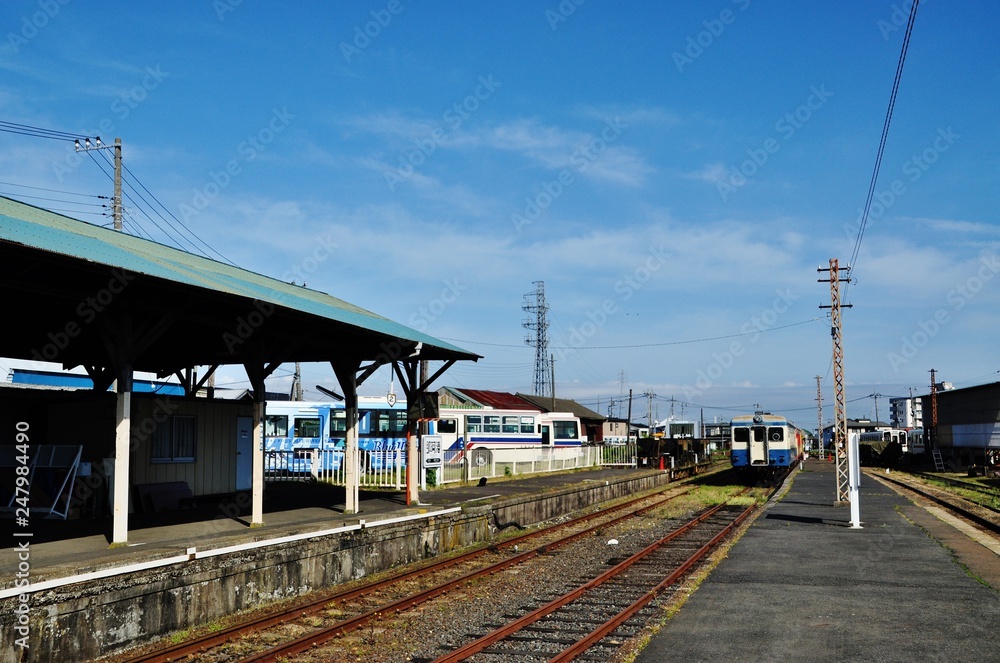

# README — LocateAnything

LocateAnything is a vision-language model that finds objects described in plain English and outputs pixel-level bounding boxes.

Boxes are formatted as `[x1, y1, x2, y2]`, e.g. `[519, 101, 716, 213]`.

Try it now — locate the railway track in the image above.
[906, 470, 1000, 504]
[868, 469, 1000, 536]
[111, 481, 711, 663]
[432, 501, 755, 662]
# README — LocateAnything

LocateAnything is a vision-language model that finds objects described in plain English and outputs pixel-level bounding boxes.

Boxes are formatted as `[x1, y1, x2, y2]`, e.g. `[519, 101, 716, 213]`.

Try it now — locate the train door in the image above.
[749, 425, 768, 465]
[540, 424, 551, 446]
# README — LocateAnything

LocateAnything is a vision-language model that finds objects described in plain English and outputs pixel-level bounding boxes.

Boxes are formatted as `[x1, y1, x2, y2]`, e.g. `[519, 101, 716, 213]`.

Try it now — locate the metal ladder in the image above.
[932, 448, 946, 472]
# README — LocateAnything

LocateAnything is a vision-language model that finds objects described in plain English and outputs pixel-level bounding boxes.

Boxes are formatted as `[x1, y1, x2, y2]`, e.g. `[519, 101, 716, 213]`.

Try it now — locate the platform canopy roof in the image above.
[0, 196, 480, 378]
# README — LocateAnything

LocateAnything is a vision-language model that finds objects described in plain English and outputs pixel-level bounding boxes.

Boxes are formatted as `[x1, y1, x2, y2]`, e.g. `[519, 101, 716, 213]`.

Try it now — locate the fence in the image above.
[264, 449, 406, 489]
[264, 442, 642, 488]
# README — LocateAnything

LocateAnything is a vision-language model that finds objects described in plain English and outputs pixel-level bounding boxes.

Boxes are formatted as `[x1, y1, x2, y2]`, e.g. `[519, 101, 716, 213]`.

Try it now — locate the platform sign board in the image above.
[422, 434, 443, 468]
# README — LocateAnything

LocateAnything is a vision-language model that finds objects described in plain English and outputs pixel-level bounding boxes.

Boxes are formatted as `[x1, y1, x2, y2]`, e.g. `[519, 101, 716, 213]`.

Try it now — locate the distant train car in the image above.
[858, 428, 924, 466]
[730, 412, 802, 472]
[903, 428, 925, 455]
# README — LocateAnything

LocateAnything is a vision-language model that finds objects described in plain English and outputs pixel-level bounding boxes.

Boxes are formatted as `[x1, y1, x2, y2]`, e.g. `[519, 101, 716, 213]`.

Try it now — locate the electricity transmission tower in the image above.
[522, 281, 551, 397]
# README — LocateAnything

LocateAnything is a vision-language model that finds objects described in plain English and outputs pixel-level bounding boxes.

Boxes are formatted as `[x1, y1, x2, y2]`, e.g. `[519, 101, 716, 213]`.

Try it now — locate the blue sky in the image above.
[1, 1, 998, 430]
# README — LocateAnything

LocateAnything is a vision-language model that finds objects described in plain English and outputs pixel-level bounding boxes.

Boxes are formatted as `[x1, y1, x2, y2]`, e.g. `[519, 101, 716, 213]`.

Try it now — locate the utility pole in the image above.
[626, 388, 633, 441]
[643, 391, 656, 434]
[617, 370, 627, 418]
[291, 362, 303, 401]
[75, 136, 122, 231]
[929, 368, 938, 451]
[818, 258, 857, 521]
[870, 392, 883, 425]
[815, 375, 823, 455]
[549, 354, 556, 411]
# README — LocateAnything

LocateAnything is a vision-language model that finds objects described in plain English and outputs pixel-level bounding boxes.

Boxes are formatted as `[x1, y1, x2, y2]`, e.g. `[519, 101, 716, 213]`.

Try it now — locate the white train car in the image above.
[428, 406, 586, 467]
[858, 427, 925, 464]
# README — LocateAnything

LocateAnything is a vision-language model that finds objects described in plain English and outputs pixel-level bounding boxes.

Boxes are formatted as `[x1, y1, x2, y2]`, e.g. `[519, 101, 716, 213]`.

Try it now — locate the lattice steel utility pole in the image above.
[815, 375, 823, 455]
[929, 368, 938, 450]
[818, 259, 853, 507]
[522, 281, 551, 397]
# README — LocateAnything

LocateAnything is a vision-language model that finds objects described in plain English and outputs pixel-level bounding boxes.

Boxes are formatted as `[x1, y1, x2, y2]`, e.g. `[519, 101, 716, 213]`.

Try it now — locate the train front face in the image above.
[731, 414, 795, 469]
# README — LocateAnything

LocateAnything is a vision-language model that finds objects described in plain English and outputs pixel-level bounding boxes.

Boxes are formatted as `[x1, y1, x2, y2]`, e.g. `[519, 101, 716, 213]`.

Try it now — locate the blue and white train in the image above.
[730, 412, 803, 472]
[264, 397, 409, 473]
[263, 399, 587, 474]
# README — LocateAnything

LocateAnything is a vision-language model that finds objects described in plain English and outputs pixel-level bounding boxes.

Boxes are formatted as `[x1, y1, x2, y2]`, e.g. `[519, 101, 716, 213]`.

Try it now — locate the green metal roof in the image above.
[0, 195, 479, 362]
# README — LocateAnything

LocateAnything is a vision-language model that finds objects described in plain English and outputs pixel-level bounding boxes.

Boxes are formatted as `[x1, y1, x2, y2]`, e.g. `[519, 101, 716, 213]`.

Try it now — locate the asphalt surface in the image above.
[635, 458, 1000, 663]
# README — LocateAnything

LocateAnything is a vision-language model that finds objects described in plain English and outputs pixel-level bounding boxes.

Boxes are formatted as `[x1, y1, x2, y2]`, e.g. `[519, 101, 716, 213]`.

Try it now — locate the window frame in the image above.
[151, 414, 197, 464]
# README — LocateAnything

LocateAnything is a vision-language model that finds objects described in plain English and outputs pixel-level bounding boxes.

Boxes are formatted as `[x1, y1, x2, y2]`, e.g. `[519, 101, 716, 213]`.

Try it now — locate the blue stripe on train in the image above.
[731, 449, 797, 468]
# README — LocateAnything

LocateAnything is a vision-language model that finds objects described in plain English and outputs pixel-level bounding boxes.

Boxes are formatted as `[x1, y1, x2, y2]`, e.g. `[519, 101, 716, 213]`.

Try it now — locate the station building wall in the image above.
[925, 382, 1000, 449]
[1, 388, 252, 517]
[129, 395, 252, 496]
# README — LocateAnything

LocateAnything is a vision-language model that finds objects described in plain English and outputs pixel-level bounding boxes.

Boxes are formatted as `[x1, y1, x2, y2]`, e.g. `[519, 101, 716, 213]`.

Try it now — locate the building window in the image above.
[151, 415, 197, 463]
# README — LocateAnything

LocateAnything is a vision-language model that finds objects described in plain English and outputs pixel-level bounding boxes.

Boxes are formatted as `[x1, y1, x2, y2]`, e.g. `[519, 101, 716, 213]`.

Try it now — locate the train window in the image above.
[391, 411, 406, 433]
[437, 418, 457, 434]
[553, 420, 578, 440]
[502, 416, 519, 433]
[520, 416, 534, 433]
[376, 411, 407, 434]
[768, 427, 784, 442]
[295, 417, 321, 438]
[330, 411, 346, 435]
[753, 427, 766, 442]
[484, 415, 501, 433]
[884, 432, 891, 442]
[734, 428, 750, 443]
[265, 415, 288, 437]
[466, 415, 482, 433]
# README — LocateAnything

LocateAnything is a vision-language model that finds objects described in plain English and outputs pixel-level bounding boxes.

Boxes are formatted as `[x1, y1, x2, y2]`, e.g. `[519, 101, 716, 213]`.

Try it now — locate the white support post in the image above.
[111, 387, 131, 545]
[251, 398, 265, 526]
[344, 398, 359, 513]
[848, 432, 862, 528]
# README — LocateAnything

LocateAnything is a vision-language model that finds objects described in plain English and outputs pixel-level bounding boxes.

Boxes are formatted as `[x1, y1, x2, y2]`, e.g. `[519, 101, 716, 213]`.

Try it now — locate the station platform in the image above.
[0, 466, 659, 589]
[636, 458, 1000, 662]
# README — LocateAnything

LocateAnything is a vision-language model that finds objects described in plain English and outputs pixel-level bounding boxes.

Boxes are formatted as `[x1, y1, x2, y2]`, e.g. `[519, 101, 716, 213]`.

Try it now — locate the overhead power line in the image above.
[847, 0, 920, 290]
[2, 119, 239, 266]
[443, 317, 822, 350]
[0, 120, 85, 142]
